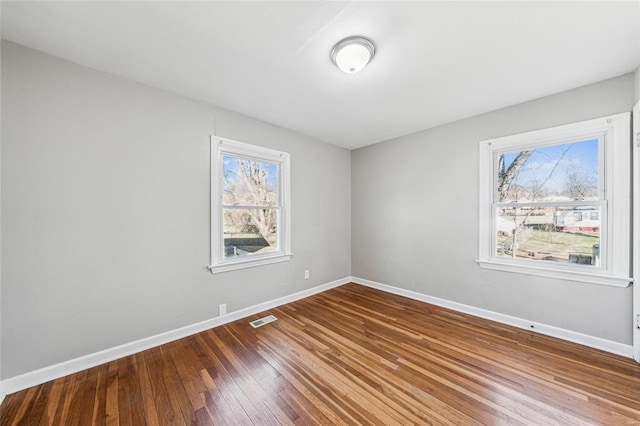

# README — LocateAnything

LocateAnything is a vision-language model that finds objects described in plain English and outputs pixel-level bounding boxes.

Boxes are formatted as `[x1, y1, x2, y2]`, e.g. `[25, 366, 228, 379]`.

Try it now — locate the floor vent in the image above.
[250, 315, 277, 328]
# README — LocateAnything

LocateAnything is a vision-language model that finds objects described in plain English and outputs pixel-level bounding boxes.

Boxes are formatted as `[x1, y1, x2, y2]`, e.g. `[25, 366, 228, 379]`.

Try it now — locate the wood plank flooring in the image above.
[2, 283, 640, 425]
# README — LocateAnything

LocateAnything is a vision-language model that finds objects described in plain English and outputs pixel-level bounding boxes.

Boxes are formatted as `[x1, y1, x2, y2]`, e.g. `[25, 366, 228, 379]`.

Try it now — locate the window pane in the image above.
[222, 155, 278, 206]
[223, 208, 278, 257]
[496, 206, 600, 266]
[497, 139, 599, 203]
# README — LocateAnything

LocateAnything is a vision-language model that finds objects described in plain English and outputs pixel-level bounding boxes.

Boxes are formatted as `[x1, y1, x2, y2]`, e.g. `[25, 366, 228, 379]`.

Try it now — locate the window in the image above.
[478, 113, 631, 287]
[209, 137, 291, 273]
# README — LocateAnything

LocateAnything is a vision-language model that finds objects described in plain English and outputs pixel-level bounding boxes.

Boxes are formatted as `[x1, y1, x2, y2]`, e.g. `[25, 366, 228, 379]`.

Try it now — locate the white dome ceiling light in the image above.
[330, 36, 376, 74]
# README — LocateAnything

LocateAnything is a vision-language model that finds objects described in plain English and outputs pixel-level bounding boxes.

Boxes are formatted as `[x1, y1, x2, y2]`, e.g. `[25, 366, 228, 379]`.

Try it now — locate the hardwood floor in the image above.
[2, 283, 640, 425]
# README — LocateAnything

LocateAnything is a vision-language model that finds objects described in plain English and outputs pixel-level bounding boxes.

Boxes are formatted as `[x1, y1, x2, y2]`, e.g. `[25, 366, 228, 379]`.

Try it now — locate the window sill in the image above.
[209, 253, 292, 274]
[476, 259, 632, 287]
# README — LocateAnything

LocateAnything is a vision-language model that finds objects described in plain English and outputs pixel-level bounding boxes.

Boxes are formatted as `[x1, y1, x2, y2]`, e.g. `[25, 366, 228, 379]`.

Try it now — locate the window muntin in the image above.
[478, 113, 631, 287]
[210, 137, 291, 273]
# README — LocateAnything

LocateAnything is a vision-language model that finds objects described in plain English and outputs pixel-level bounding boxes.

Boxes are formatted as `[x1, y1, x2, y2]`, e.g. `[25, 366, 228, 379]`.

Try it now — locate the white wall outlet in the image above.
[219, 303, 227, 316]
[304, 269, 310, 279]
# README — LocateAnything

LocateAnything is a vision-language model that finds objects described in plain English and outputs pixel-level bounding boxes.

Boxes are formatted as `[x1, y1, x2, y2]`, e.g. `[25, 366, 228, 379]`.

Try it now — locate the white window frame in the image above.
[209, 136, 292, 274]
[477, 113, 631, 287]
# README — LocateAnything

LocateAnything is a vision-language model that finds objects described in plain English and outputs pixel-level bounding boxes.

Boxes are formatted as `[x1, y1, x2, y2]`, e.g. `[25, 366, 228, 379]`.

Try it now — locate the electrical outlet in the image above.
[219, 303, 227, 316]
[304, 269, 310, 279]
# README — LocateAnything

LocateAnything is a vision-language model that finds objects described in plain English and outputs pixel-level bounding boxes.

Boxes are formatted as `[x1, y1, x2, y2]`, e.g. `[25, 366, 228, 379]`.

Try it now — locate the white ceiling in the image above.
[2, 1, 639, 150]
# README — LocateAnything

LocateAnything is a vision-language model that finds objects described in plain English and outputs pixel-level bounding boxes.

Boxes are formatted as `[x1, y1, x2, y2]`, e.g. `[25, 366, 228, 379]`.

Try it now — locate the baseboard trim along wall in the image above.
[1, 275, 633, 397]
[350, 276, 634, 359]
[0, 277, 351, 396]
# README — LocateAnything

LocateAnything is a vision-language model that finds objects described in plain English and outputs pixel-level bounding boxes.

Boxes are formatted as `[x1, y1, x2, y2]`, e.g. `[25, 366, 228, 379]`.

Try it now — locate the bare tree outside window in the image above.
[563, 165, 598, 200]
[495, 138, 600, 265]
[222, 155, 279, 257]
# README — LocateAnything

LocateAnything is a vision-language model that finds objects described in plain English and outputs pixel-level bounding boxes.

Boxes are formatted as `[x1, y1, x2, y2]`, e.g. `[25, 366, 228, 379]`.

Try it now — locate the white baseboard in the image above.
[350, 276, 634, 359]
[0, 277, 351, 396]
[2, 274, 632, 399]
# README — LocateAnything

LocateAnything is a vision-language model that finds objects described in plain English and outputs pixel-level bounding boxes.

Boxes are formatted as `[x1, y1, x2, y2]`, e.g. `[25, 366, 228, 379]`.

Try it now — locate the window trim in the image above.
[477, 113, 631, 287]
[209, 136, 292, 274]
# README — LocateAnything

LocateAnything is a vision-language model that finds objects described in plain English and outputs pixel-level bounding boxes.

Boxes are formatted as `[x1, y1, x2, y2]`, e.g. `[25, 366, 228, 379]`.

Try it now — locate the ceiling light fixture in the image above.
[330, 36, 375, 74]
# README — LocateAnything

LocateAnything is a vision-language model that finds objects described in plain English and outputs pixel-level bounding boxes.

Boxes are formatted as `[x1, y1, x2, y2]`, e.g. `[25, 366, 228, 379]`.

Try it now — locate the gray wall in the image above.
[352, 74, 635, 345]
[0, 41, 351, 379]
[0, 39, 636, 381]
